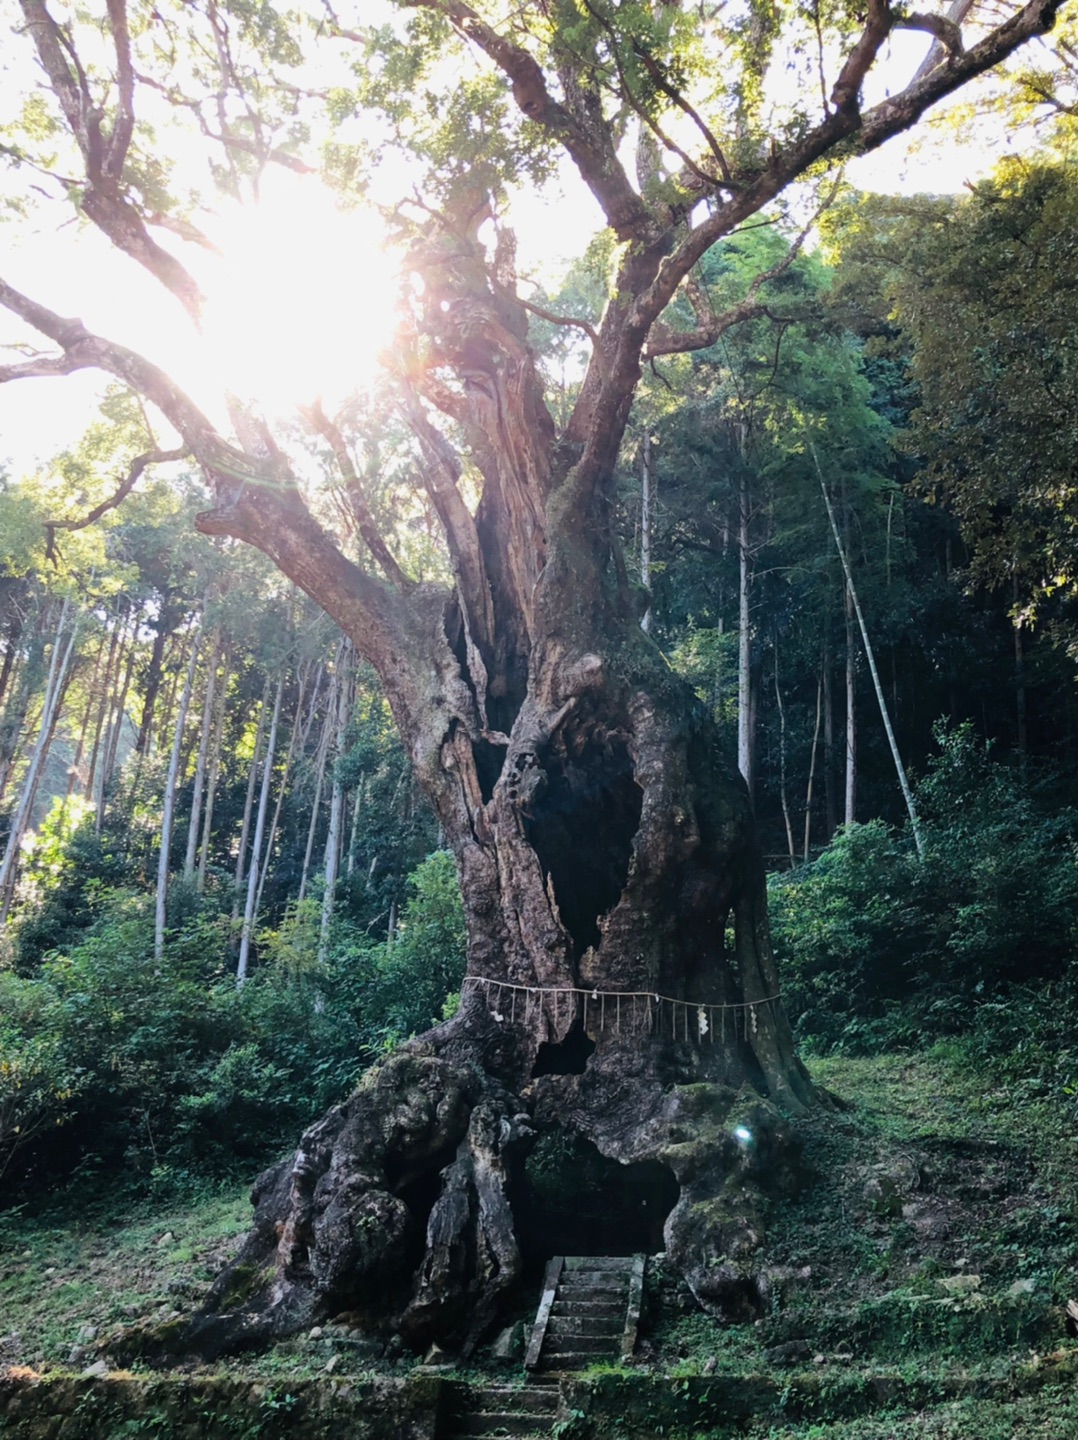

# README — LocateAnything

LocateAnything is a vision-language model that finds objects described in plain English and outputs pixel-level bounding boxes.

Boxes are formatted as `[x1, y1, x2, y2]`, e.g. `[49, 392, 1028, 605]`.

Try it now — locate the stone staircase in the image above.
[442, 1379, 563, 1440]
[525, 1255, 645, 1373]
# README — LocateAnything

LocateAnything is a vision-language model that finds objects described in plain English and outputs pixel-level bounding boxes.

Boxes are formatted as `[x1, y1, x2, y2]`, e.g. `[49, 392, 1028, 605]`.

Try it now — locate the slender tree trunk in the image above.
[0, 596, 24, 714]
[233, 679, 270, 917]
[63, 624, 109, 810]
[0, 598, 78, 922]
[822, 634, 837, 839]
[0, 596, 49, 809]
[183, 629, 221, 882]
[254, 667, 307, 918]
[298, 657, 337, 903]
[196, 649, 230, 893]
[97, 618, 137, 831]
[816, 452, 924, 856]
[154, 632, 200, 962]
[237, 669, 285, 983]
[82, 616, 120, 805]
[845, 583, 857, 827]
[640, 434, 653, 634]
[346, 774, 364, 877]
[318, 641, 352, 963]
[737, 466, 753, 792]
[803, 667, 823, 863]
[136, 619, 169, 755]
[773, 638, 795, 866]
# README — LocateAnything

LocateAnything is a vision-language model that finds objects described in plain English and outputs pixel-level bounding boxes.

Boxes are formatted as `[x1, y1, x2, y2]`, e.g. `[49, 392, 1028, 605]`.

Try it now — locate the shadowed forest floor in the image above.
[3, 1047, 1078, 1437]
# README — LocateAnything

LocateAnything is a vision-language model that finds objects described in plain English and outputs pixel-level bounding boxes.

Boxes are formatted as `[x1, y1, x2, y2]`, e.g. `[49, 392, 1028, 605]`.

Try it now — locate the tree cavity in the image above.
[521, 725, 643, 958]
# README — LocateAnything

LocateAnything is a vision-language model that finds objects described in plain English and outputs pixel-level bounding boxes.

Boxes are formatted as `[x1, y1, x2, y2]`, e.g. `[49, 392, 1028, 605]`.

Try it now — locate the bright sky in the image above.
[0, 15, 1043, 481]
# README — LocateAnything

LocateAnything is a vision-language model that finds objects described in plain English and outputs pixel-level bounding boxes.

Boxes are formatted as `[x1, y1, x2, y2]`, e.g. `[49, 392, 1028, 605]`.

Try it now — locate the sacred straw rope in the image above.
[461, 975, 781, 1043]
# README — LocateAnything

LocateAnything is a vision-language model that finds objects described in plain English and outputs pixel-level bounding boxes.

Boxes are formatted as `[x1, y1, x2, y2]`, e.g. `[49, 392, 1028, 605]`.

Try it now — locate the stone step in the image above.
[547, 1314, 623, 1337]
[556, 1274, 627, 1292]
[551, 1297, 624, 1316]
[563, 1256, 635, 1272]
[543, 1333, 620, 1356]
[453, 1410, 556, 1435]
[537, 1350, 607, 1372]
[463, 1389, 561, 1414]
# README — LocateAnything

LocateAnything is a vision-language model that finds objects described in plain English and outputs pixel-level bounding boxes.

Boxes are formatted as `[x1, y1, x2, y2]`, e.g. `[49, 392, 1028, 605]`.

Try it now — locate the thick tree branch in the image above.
[563, 0, 1061, 521]
[645, 187, 829, 357]
[403, 0, 653, 239]
[831, 0, 894, 113]
[19, 0, 206, 320]
[301, 401, 411, 589]
[103, 0, 136, 179]
[0, 274, 406, 670]
[401, 391, 495, 656]
[894, 12, 965, 59]
[910, 0, 978, 83]
[0, 350, 90, 382]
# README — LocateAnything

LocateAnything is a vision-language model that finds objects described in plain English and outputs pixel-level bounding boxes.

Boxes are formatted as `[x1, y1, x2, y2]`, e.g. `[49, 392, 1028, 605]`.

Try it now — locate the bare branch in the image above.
[490, 280, 599, 347]
[579, 0, 726, 192]
[44, 446, 189, 556]
[646, 176, 838, 356]
[0, 350, 89, 382]
[301, 401, 411, 589]
[0, 274, 411, 674]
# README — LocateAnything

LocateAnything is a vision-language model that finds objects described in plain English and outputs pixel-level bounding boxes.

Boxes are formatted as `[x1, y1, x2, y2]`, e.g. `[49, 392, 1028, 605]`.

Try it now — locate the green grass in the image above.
[3, 1044, 1078, 1437]
[0, 1188, 251, 1372]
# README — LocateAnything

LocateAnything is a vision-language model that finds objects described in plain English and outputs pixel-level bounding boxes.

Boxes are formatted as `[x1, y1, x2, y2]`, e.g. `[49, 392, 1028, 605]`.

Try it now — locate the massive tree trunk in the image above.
[157, 222, 815, 1364]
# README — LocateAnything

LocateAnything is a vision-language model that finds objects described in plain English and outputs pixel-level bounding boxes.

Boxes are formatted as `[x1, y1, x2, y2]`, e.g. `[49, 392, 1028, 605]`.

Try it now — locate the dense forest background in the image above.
[4, 124, 1078, 1205]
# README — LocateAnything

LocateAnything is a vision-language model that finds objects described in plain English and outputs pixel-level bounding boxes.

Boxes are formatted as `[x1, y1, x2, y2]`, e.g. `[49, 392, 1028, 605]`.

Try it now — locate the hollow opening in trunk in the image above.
[512, 1127, 678, 1261]
[524, 729, 643, 957]
[388, 1151, 460, 1274]
[530, 1018, 596, 1077]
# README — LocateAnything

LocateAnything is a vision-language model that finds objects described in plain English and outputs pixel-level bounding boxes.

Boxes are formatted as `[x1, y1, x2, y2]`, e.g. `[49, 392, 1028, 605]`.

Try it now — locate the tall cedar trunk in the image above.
[318, 642, 352, 963]
[845, 581, 857, 826]
[236, 668, 284, 982]
[0, 596, 49, 809]
[184, 630, 221, 881]
[254, 667, 306, 918]
[823, 633, 837, 839]
[196, 650, 230, 892]
[63, 624, 110, 808]
[0, 586, 26, 713]
[154, 633, 200, 962]
[81, 618, 119, 804]
[233, 680, 270, 919]
[136, 618, 169, 755]
[774, 638, 795, 866]
[737, 465, 753, 792]
[97, 617, 137, 831]
[0, 599, 77, 922]
[298, 668, 335, 903]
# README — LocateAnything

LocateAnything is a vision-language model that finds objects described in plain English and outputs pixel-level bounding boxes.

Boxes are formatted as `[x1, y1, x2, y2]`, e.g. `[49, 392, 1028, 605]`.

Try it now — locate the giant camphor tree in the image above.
[0, 0, 1067, 1356]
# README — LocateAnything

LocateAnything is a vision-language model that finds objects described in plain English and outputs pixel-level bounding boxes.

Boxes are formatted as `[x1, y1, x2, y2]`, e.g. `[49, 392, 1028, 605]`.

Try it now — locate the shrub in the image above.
[771, 724, 1078, 1053]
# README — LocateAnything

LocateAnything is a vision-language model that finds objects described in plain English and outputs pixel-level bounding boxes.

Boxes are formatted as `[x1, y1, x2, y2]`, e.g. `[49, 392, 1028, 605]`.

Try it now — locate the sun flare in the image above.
[190, 173, 402, 418]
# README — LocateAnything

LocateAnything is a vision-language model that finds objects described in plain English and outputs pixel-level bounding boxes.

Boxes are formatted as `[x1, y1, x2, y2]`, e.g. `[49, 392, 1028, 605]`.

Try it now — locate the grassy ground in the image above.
[2, 1046, 1078, 1435]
